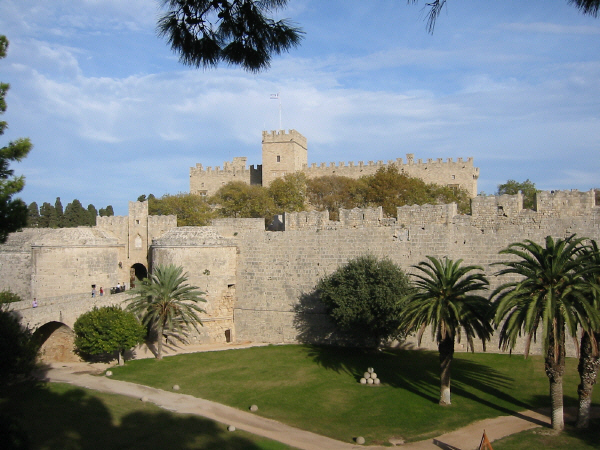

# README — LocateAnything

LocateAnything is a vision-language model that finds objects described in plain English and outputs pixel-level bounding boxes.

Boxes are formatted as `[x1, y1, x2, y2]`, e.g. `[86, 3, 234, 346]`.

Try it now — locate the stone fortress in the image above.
[190, 130, 480, 197]
[2, 130, 599, 359]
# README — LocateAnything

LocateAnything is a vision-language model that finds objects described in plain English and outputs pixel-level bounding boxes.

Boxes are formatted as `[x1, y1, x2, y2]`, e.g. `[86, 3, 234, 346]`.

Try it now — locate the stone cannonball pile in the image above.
[359, 367, 380, 385]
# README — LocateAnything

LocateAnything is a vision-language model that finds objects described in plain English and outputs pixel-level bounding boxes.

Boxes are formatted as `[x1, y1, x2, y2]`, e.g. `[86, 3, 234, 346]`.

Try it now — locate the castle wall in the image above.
[0, 229, 49, 300]
[189, 130, 479, 198]
[96, 201, 176, 284]
[232, 190, 600, 355]
[30, 229, 121, 300]
[261, 130, 308, 187]
[151, 227, 237, 344]
[189, 157, 261, 197]
[303, 155, 479, 197]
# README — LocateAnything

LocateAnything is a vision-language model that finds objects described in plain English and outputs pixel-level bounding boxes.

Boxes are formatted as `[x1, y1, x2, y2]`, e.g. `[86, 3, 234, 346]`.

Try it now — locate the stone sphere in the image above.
[141, 396, 148, 402]
[356, 436, 366, 444]
[370, 372, 377, 379]
[373, 378, 380, 385]
[228, 425, 236, 432]
[367, 378, 373, 385]
[105, 371, 112, 377]
[367, 367, 374, 373]
[250, 404, 258, 412]
[360, 378, 367, 384]
[173, 385, 180, 391]
[363, 372, 370, 379]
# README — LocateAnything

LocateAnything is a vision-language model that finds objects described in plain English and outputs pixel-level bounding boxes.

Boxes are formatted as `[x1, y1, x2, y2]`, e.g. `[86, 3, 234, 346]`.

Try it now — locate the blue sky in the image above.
[1, 0, 599, 215]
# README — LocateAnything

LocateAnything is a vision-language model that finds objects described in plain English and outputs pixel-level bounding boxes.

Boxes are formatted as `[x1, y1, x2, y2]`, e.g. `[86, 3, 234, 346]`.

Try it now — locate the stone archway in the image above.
[130, 263, 148, 289]
[33, 322, 80, 363]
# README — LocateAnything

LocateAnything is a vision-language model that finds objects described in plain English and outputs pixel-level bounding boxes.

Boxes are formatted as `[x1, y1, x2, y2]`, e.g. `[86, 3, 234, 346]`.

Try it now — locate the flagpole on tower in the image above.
[270, 92, 281, 130]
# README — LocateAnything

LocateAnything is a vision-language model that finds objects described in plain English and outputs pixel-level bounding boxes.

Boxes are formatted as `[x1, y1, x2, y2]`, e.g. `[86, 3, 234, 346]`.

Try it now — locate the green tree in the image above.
[575, 239, 600, 429]
[268, 172, 307, 213]
[306, 175, 366, 220]
[360, 166, 471, 216]
[63, 199, 88, 227]
[497, 179, 538, 210]
[316, 255, 412, 348]
[87, 204, 98, 226]
[0, 290, 22, 304]
[0, 36, 33, 243]
[400, 256, 492, 405]
[74, 306, 146, 365]
[492, 235, 600, 430]
[158, 0, 304, 72]
[54, 197, 64, 227]
[39, 201, 57, 227]
[126, 264, 206, 360]
[0, 307, 39, 386]
[27, 201, 40, 227]
[149, 192, 215, 226]
[211, 181, 275, 219]
[99, 205, 114, 217]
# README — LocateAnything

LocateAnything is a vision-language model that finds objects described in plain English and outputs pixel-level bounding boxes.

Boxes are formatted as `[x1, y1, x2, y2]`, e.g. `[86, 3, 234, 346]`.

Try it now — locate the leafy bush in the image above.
[0, 290, 22, 304]
[317, 255, 413, 347]
[74, 306, 146, 364]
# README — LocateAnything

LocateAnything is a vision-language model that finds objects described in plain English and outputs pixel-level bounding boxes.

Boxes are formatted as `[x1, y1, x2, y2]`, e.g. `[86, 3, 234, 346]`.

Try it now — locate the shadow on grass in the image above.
[294, 287, 549, 428]
[0, 382, 272, 450]
[304, 344, 550, 427]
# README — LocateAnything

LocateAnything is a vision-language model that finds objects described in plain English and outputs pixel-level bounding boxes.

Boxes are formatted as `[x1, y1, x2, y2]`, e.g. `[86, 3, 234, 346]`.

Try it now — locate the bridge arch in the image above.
[33, 321, 79, 363]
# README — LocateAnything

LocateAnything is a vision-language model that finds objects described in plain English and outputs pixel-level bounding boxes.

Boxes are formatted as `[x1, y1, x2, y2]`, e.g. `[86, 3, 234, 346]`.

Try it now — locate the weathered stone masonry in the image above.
[226, 189, 599, 355]
[2, 186, 598, 356]
[190, 130, 480, 197]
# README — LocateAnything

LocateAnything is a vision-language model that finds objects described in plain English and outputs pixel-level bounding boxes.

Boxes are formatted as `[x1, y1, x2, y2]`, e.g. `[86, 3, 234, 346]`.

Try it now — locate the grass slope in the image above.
[110, 345, 600, 445]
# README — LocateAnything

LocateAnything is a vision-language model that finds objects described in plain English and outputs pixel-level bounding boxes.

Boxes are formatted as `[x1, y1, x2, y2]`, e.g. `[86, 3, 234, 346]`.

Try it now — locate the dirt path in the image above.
[43, 344, 579, 450]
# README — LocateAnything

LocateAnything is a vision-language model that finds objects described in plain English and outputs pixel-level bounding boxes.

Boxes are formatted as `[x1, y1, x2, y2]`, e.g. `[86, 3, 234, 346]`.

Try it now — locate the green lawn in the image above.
[0, 382, 293, 450]
[108, 345, 600, 445]
[492, 421, 600, 450]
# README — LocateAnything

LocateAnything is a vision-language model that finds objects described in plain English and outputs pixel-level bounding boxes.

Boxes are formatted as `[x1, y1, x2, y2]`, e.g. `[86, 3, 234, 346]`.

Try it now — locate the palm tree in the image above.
[492, 235, 600, 431]
[401, 256, 492, 405]
[576, 240, 600, 429]
[126, 264, 206, 360]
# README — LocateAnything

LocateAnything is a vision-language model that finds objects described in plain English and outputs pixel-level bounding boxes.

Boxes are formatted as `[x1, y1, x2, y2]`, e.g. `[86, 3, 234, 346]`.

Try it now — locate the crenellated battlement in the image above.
[190, 130, 480, 197]
[262, 129, 307, 149]
[282, 189, 598, 231]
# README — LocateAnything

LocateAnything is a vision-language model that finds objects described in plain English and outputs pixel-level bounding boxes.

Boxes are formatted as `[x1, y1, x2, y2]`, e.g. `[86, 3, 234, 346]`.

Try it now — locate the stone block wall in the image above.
[189, 157, 261, 197]
[151, 227, 237, 344]
[232, 190, 600, 356]
[189, 130, 479, 198]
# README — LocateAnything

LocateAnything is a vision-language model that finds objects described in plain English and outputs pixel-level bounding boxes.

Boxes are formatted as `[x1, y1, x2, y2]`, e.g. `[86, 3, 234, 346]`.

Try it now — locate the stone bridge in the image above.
[8, 292, 133, 362]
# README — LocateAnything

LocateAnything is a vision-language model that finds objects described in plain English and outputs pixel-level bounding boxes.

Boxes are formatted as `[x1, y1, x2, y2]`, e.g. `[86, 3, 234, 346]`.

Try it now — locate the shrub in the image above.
[317, 255, 413, 347]
[74, 306, 146, 365]
[0, 290, 22, 304]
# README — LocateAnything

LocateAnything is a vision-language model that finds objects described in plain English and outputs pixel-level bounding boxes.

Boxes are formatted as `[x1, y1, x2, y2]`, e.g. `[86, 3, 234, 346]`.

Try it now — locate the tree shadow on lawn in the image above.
[303, 345, 546, 426]
[0, 382, 272, 450]
[294, 291, 548, 426]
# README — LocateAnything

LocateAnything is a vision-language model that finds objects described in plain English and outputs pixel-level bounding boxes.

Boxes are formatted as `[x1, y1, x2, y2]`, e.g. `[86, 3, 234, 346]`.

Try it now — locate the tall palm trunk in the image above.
[577, 331, 600, 429]
[156, 323, 164, 360]
[545, 329, 565, 431]
[438, 333, 454, 405]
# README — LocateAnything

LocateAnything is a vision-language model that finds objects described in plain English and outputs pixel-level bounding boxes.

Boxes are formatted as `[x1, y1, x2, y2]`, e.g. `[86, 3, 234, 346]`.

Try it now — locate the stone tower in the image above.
[261, 130, 308, 187]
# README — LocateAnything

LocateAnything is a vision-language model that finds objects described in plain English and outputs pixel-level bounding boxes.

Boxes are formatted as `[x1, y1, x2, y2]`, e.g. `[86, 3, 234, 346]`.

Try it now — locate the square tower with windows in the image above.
[261, 130, 307, 187]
